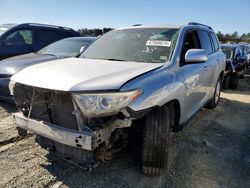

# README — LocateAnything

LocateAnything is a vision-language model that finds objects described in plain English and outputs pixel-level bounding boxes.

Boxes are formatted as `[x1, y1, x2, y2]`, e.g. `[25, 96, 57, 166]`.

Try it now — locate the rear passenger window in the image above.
[210, 33, 220, 52]
[37, 30, 59, 45]
[58, 32, 73, 39]
[198, 30, 213, 55]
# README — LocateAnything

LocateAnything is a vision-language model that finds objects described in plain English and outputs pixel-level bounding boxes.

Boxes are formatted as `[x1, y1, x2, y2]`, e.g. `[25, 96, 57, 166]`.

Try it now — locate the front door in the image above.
[179, 30, 209, 120]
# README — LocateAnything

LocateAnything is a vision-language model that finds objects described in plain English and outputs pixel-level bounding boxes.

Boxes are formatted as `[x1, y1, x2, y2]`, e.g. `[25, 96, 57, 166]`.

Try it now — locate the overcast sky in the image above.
[0, 0, 249, 34]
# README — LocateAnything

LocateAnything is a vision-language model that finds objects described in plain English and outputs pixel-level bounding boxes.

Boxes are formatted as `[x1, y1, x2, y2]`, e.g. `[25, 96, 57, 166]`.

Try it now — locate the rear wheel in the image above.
[141, 105, 173, 176]
[206, 77, 221, 109]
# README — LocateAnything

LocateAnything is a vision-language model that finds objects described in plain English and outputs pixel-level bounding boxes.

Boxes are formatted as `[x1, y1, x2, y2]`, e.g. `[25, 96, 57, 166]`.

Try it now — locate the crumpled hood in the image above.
[0, 53, 59, 75]
[11, 58, 163, 91]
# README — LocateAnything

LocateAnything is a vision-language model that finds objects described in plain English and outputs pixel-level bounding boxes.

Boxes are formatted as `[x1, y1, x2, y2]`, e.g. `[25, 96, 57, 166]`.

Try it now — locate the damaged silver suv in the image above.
[10, 22, 226, 176]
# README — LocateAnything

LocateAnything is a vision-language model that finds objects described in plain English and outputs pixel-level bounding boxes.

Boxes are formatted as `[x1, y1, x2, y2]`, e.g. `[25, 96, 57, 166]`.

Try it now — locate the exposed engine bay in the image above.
[12, 83, 133, 170]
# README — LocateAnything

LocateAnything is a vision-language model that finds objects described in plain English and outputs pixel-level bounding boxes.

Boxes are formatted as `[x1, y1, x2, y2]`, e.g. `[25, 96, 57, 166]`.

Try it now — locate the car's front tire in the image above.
[141, 105, 172, 176]
[206, 77, 221, 109]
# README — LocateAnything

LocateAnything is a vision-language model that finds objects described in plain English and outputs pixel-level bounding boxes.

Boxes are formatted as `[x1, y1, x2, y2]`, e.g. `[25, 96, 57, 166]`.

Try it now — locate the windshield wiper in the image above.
[45, 53, 58, 57]
[83, 57, 127, 61]
[107, 58, 126, 61]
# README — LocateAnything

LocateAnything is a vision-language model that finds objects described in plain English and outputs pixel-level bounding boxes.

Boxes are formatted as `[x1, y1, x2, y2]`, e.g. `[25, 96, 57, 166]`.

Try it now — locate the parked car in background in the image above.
[10, 23, 225, 176]
[0, 37, 96, 101]
[0, 23, 80, 60]
[221, 45, 241, 89]
[221, 44, 247, 78]
[239, 44, 250, 67]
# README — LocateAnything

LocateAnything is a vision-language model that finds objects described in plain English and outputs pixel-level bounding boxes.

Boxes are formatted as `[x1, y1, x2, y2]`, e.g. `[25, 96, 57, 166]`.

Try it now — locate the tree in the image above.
[103, 28, 113, 34]
[77, 27, 113, 36]
[217, 31, 225, 43]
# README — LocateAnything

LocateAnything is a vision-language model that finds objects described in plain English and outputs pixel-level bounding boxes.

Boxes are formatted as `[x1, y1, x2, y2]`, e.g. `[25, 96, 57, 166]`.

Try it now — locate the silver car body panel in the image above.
[11, 24, 226, 126]
[122, 25, 225, 124]
[10, 58, 163, 91]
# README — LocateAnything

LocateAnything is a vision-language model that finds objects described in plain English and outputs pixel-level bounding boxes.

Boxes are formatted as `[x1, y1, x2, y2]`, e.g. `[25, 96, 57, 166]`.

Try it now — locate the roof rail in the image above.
[28, 23, 72, 30]
[133, 24, 142, 26]
[188, 22, 213, 30]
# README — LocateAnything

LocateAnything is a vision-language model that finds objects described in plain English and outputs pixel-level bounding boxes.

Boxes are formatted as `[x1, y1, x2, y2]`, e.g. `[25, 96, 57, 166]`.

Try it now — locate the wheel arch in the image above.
[163, 99, 181, 131]
[219, 70, 224, 81]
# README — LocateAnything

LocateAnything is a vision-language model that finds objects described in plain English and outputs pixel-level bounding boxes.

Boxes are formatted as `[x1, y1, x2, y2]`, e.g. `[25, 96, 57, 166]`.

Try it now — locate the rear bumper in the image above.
[12, 112, 97, 151]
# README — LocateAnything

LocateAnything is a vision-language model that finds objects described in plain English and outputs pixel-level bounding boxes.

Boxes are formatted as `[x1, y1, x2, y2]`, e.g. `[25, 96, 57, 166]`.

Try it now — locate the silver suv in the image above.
[10, 22, 226, 176]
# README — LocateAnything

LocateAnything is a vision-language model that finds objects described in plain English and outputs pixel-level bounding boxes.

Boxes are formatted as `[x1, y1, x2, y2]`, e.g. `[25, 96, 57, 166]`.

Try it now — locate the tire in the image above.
[229, 73, 239, 90]
[142, 105, 172, 176]
[206, 77, 221, 109]
[16, 127, 27, 137]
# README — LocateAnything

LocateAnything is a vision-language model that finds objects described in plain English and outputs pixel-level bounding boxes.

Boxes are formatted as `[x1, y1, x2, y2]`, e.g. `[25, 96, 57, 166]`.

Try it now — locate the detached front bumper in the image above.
[12, 112, 96, 151]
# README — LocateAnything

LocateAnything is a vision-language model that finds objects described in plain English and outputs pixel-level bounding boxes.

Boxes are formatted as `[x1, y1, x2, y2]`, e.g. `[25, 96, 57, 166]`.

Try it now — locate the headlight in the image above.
[72, 89, 142, 117]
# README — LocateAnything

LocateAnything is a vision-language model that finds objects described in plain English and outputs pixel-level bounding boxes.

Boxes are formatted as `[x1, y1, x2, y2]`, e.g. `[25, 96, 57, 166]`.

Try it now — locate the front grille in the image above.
[13, 84, 79, 131]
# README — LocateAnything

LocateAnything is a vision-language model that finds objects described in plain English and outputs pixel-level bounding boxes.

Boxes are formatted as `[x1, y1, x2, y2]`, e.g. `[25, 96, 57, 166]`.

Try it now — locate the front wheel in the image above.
[141, 105, 173, 176]
[206, 77, 221, 109]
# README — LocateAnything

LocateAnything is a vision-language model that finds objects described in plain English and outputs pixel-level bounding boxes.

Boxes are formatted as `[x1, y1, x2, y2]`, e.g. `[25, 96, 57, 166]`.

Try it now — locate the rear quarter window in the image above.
[36, 29, 59, 45]
[210, 32, 220, 52]
[57, 32, 75, 40]
[198, 30, 213, 55]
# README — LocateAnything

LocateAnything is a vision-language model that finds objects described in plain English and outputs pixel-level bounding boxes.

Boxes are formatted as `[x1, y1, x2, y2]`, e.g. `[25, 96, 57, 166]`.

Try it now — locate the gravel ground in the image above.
[0, 72, 250, 188]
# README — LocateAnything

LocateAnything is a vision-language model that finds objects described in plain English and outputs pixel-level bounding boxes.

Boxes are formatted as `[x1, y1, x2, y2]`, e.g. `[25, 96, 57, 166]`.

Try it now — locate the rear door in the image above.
[197, 30, 217, 99]
[1, 29, 34, 59]
[208, 32, 223, 96]
[36, 29, 60, 50]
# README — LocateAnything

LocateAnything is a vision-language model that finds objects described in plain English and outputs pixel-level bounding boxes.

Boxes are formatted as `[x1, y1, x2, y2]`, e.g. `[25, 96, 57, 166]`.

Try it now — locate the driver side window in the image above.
[180, 30, 201, 66]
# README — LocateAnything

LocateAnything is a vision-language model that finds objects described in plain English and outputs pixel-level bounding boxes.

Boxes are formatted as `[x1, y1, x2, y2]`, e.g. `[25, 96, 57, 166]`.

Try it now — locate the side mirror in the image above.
[185, 49, 208, 63]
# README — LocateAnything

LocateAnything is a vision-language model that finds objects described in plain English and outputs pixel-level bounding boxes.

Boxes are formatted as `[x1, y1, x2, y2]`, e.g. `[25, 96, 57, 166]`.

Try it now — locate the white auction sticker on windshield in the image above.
[146, 40, 171, 47]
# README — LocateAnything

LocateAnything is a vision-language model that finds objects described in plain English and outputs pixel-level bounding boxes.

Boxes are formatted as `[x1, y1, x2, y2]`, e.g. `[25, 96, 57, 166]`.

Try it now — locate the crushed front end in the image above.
[12, 83, 136, 169]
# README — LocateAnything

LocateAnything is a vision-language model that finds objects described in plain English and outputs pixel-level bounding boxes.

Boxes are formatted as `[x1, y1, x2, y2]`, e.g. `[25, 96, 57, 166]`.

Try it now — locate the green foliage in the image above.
[217, 31, 250, 43]
[77, 28, 113, 36]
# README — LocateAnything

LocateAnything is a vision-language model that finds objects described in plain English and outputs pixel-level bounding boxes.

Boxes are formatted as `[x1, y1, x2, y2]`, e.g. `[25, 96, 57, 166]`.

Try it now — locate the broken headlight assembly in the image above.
[72, 89, 142, 117]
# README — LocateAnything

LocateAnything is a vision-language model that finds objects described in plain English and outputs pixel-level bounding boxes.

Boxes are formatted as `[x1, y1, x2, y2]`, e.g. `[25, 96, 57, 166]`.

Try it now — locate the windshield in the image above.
[38, 38, 94, 57]
[222, 48, 233, 60]
[81, 28, 179, 63]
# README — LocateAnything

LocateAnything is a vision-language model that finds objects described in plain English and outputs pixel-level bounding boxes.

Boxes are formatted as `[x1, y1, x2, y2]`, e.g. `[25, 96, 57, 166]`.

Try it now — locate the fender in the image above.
[121, 66, 186, 124]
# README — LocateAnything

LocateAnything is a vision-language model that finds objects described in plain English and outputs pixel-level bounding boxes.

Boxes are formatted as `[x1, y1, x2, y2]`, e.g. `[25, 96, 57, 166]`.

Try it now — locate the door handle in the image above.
[216, 59, 220, 63]
[203, 65, 208, 70]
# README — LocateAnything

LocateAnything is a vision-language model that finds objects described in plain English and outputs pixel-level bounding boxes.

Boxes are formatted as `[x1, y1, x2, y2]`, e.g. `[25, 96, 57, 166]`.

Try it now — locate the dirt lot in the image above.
[0, 72, 250, 188]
